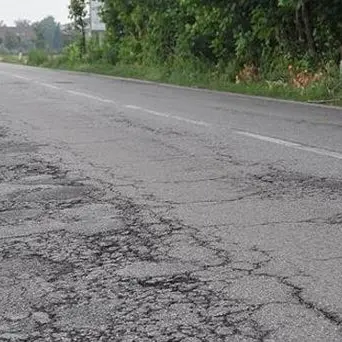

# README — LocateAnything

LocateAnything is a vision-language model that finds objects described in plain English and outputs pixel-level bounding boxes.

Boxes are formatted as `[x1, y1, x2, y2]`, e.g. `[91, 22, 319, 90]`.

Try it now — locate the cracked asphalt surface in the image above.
[0, 63, 342, 341]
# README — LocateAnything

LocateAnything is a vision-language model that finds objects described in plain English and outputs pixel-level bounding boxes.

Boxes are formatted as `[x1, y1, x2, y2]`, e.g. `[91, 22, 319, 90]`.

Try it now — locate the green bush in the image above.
[27, 49, 49, 66]
[61, 43, 82, 65]
[102, 44, 118, 65]
[117, 37, 143, 65]
[86, 38, 104, 63]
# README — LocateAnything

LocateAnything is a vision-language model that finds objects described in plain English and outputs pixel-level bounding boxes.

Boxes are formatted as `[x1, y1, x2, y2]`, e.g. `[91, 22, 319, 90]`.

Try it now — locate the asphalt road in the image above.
[0, 62, 342, 342]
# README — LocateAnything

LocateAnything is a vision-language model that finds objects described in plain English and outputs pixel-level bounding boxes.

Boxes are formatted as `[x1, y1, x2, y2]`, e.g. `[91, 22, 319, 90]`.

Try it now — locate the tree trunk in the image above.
[295, 7, 304, 43]
[339, 45, 342, 78]
[80, 25, 86, 57]
[301, 1, 315, 58]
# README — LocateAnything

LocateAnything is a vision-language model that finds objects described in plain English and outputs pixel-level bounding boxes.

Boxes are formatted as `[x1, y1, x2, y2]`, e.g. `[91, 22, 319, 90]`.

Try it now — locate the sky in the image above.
[0, 0, 70, 26]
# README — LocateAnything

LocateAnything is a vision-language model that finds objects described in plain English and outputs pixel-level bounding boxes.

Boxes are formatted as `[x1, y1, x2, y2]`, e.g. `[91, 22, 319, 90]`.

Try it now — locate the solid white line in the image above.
[67, 90, 116, 104]
[125, 104, 210, 126]
[235, 130, 342, 160]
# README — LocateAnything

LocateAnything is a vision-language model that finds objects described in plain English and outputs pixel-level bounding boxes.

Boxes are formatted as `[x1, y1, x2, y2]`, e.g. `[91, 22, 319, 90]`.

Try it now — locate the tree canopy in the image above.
[69, 0, 88, 55]
[97, 0, 342, 70]
[33, 16, 62, 51]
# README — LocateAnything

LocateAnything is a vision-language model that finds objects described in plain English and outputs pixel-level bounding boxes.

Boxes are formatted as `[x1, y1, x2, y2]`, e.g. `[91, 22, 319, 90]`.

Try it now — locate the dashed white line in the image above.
[235, 130, 342, 160]
[125, 104, 210, 126]
[37, 82, 60, 90]
[67, 90, 116, 104]
[172, 115, 210, 127]
[12, 74, 31, 81]
[125, 105, 170, 118]
[3, 71, 342, 160]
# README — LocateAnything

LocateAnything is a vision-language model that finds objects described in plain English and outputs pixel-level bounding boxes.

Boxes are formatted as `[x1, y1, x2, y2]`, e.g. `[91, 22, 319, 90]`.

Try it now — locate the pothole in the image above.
[250, 167, 342, 199]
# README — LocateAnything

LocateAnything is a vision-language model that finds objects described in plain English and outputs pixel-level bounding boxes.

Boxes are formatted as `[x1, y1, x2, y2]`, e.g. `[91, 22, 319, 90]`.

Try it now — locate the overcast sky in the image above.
[0, 0, 70, 26]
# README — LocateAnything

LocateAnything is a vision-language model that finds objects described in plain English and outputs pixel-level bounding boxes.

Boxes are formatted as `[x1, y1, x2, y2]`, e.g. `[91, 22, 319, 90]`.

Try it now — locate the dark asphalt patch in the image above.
[250, 166, 342, 200]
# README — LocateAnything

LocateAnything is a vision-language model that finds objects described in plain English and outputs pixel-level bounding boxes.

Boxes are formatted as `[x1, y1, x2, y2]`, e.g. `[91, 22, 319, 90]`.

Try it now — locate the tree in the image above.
[14, 19, 34, 51]
[69, 0, 87, 56]
[98, 0, 342, 72]
[53, 24, 63, 51]
[0, 21, 4, 46]
[278, 0, 316, 57]
[33, 16, 59, 51]
[15, 19, 31, 30]
[4, 31, 19, 50]
[60, 23, 79, 48]
[32, 22, 45, 49]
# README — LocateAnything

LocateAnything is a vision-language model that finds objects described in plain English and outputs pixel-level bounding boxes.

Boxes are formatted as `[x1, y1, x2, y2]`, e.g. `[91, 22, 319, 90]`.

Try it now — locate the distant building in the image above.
[0, 26, 36, 43]
[0, 25, 36, 52]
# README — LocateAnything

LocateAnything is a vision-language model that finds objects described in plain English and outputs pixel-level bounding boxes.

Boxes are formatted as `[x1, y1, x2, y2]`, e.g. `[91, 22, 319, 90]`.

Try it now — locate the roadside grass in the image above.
[45, 61, 342, 105]
[0, 54, 25, 64]
[1, 54, 341, 106]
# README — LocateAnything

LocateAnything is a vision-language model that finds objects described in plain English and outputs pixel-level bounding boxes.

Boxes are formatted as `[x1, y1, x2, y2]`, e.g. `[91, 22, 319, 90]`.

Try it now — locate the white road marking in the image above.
[67, 90, 116, 104]
[172, 115, 210, 127]
[37, 82, 60, 90]
[235, 130, 342, 160]
[3, 71, 342, 160]
[125, 104, 210, 126]
[12, 74, 31, 81]
[125, 105, 170, 118]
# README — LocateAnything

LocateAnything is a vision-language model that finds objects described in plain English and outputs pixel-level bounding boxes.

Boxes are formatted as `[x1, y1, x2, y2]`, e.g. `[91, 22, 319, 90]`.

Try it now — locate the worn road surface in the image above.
[0, 63, 342, 342]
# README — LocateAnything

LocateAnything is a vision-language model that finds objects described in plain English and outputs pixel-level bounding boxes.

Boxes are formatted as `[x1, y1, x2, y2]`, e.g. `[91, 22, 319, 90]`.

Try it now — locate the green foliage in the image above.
[4, 32, 20, 50]
[86, 38, 104, 63]
[69, 0, 87, 56]
[102, 42, 118, 64]
[27, 49, 49, 66]
[33, 16, 62, 52]
[85, 0, 341, 100]
[62, 43, 82, 65]
[98, 0, 342, 67]
[5, 0, 342, 104]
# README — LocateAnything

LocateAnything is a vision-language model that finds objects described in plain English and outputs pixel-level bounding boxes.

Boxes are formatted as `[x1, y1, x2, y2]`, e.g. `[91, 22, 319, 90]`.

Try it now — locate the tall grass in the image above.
[27, 49, 49, 66]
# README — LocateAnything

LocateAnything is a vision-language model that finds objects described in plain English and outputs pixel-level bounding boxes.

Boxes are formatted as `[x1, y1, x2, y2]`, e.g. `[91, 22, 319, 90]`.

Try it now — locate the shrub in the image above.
[61, 43, 82, 65]
[27, 49, 49, 66]
[86, 38, 104, 63]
